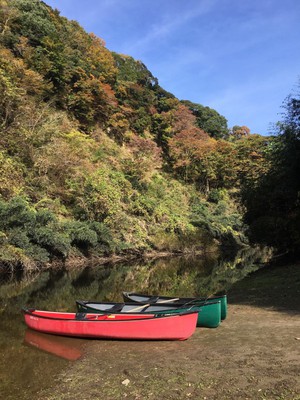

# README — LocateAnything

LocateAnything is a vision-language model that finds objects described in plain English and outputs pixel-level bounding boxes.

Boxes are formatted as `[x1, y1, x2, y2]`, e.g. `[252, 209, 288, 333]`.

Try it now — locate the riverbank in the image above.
[0, 246, 221, 277]
[36, 262, 300, 400]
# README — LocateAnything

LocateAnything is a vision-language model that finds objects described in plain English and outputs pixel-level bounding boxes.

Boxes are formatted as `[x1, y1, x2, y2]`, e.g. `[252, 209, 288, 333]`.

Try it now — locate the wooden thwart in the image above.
[157, 298, 179, 304]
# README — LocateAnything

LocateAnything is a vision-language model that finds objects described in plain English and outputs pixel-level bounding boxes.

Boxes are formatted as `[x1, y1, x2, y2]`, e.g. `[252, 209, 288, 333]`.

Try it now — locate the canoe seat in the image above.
[147, 296, 160, 303]
[75, 313, 87, 320]
[106, 303, 125, 313]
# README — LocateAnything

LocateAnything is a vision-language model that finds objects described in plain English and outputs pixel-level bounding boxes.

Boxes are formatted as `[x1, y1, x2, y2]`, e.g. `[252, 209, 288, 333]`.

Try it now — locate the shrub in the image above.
[207, 188, 228, 203]
[63, 221, 98, 250]
[0, 197, 70, 263]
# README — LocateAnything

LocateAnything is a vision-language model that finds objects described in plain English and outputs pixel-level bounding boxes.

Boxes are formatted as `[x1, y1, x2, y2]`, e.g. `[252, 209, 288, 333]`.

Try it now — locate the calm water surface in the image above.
[0, 247, 271, 400]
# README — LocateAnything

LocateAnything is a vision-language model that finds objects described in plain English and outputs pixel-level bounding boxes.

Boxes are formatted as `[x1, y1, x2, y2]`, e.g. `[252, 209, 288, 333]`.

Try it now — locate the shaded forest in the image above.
[0, 0, 299, 271]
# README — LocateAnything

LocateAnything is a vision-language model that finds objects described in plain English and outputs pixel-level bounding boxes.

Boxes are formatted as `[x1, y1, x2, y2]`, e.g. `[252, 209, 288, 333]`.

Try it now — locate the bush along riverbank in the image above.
[0, 191, 248, 273]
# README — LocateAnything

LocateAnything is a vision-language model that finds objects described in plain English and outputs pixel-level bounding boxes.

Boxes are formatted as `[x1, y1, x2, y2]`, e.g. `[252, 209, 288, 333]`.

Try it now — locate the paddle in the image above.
[123, 299, 179, 313]
[123, 304, 151, 312]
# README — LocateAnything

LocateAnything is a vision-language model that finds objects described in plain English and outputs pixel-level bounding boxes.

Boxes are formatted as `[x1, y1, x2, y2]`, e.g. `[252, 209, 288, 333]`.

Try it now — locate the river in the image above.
[0, 247, 272, 400]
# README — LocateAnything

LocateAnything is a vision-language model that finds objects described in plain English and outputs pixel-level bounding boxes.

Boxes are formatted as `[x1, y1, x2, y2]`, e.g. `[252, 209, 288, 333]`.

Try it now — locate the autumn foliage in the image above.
[1, 0, 296, 269]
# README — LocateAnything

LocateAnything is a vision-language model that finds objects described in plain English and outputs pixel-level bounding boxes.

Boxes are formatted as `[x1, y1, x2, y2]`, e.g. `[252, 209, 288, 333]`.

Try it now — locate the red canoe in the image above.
[22, 308, 198, 341]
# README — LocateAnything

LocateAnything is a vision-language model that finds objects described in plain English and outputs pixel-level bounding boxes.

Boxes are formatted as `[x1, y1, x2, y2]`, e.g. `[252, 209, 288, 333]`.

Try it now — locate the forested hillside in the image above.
[0, 0, 299, 270]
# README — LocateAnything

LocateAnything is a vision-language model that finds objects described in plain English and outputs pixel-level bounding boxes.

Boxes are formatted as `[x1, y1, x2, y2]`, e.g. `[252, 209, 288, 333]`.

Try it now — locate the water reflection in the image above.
[24, 329, 84, 361]
[0, 246, 273, 313]
[0, 246, 272, 400]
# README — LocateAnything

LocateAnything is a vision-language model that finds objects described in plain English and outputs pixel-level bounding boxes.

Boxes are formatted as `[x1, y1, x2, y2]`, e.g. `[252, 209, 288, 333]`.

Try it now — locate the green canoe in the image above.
[76, 300, 222, 328]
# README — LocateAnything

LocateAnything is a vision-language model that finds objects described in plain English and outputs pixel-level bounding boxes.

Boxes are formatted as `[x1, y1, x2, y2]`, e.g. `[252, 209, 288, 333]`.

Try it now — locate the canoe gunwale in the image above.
[22, 308, 199, 322]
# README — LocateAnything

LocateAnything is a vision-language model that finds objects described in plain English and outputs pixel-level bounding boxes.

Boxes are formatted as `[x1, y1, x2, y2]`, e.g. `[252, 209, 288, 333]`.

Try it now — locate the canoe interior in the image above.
[77, 301, 218, 313]
[123, 291, 227, 303]
[122, 292, 227, 320]
[76, 300, 222, 328]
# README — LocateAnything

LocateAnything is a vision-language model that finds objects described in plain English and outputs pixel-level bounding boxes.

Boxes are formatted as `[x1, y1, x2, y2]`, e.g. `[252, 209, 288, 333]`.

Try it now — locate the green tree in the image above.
[181, 100, 228, 139]
[242, 84, 300, 254]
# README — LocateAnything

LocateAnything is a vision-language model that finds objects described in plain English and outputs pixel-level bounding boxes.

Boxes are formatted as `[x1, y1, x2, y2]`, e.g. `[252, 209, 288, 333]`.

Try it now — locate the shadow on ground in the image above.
[228, 261, 300, 314]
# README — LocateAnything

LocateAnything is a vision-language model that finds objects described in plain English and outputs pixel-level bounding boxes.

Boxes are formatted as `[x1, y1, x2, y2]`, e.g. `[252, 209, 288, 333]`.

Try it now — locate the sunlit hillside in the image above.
[0, 0, 299, 270]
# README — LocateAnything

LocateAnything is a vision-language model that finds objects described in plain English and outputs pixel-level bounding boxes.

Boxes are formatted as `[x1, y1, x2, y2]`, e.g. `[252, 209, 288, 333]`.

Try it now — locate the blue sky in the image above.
[46, 0, 300, 134]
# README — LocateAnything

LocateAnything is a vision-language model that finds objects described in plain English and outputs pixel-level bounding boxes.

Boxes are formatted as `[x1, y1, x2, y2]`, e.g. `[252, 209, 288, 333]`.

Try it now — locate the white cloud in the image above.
[123, 0, 218, 55]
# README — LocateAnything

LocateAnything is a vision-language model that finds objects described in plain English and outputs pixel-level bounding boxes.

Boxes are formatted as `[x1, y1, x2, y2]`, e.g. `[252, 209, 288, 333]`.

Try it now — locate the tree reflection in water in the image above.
[1, 246, 273, 313]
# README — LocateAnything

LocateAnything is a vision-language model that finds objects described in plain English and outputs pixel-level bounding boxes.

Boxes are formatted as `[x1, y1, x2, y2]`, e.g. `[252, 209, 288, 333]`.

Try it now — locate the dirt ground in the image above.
[40, 262, 300, 400]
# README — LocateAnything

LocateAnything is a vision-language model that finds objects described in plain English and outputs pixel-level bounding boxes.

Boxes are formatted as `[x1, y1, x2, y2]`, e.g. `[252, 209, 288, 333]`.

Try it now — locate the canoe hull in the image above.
[123, 292, 227, 320]
[22, 309, 198, 341]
